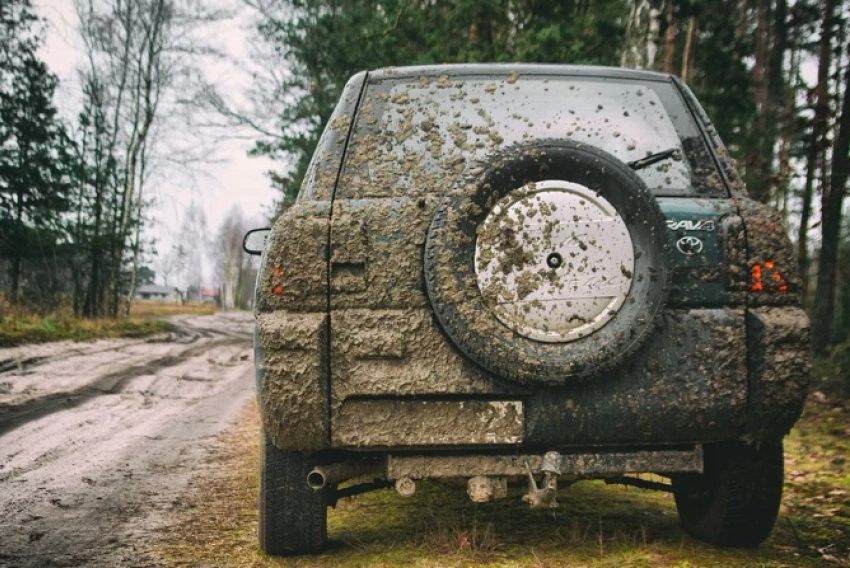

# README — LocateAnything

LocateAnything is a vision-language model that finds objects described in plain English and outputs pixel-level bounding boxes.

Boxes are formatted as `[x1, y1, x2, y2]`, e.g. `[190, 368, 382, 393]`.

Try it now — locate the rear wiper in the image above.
[628, 147, 682, 171]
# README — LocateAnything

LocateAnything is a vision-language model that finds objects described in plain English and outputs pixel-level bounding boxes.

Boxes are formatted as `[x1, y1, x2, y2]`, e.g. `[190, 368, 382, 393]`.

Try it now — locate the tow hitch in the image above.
[522, 451, 561, 508]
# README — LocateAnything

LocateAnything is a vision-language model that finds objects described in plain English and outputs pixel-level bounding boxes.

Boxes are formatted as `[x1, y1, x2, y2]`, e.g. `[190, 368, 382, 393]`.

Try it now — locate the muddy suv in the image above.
[245, 64, 810, 556]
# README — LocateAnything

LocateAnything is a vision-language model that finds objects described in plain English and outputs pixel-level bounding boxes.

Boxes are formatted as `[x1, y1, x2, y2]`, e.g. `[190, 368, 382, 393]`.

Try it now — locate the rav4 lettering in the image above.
[666, 219, 716, 231]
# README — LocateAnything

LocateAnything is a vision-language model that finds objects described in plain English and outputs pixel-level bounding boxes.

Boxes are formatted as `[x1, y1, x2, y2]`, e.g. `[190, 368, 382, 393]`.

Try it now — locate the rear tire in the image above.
[258, 430, 327, 556]
[672, 441, 784, 547]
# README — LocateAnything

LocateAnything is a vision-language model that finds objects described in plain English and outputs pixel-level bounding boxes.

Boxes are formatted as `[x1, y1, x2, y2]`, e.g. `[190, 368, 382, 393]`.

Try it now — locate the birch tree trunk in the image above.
[123, 136, 149, 318]
[621, 0, 661, 70]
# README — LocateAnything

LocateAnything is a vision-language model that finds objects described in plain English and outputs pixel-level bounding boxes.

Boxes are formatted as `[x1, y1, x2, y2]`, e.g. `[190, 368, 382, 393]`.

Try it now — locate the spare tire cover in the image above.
[424, 140, 669, 386]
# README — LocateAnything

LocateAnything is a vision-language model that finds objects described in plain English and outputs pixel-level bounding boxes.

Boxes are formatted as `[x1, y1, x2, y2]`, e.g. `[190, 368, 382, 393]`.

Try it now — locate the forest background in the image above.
[2, 0, 850, 367]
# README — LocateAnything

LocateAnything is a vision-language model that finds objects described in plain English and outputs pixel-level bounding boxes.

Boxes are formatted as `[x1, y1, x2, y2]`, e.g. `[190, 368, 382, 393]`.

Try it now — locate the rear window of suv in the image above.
[339, 72, 727, 199]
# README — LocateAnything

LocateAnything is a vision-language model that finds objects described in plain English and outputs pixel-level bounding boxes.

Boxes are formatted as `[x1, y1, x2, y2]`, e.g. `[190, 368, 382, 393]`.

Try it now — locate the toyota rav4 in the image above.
[244, 64, 811, 556]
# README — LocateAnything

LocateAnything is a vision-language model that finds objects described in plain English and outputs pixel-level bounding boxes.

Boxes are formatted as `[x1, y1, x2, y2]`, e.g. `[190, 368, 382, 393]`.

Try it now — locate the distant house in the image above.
[200, 287, 220, 305]
[184, 286, 220, 305]
[134, 284, 183, 304]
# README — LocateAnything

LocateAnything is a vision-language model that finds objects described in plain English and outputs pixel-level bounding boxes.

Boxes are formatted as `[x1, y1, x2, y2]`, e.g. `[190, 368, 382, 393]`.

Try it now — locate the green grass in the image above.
[151, 394, 850, 568]
[0, 311, 172, 346]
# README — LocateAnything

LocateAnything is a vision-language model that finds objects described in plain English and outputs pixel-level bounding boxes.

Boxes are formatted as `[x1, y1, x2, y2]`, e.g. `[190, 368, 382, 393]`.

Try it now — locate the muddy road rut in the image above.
[0, 313, 255, 567]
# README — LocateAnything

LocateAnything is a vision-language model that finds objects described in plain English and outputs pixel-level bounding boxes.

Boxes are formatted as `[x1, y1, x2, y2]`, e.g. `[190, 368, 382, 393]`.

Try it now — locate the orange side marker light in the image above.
[272, 266, 285, 296]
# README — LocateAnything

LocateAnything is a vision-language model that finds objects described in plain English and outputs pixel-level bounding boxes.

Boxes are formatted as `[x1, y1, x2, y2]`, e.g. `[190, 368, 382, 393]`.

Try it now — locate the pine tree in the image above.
[250, 0, 628, 208]
[0, 0, 70, 303]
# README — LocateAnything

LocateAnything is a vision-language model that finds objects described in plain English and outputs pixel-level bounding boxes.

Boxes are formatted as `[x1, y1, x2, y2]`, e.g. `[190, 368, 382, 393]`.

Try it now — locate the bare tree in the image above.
[124, 131, 151, 315]
[214, 205, 255, 310]
[74, 0, 227, 317]
[177, 201, 208, 301]
[156, 243, 187, 287]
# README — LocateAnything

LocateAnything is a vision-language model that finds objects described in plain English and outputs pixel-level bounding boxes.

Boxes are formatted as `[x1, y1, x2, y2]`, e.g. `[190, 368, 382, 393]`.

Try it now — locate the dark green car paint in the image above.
[658, 197, 742, 307]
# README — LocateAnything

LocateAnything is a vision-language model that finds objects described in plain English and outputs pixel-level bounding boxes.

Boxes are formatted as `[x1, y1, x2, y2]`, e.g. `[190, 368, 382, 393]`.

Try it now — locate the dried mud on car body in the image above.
[256, 68, 809, 454]
[250, 66, 811, 560]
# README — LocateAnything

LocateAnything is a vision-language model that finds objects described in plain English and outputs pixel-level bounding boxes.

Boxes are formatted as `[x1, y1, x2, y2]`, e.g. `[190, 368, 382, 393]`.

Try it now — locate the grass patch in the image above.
[0, 311, 171, 346]
[0, 301, 219, 346]
[150, 396, 850, 568]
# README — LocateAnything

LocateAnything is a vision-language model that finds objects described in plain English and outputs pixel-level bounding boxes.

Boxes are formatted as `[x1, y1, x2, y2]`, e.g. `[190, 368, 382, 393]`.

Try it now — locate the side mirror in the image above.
[243, 228, 271, 255]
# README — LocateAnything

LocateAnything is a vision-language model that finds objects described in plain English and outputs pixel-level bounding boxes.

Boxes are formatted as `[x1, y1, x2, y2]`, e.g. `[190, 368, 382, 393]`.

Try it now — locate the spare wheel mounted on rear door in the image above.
[424, 139, 670, 386]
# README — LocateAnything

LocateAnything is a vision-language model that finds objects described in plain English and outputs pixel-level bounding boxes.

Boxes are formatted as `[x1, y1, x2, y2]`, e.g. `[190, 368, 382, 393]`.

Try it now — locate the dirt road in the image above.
[0, 313, 255, 568]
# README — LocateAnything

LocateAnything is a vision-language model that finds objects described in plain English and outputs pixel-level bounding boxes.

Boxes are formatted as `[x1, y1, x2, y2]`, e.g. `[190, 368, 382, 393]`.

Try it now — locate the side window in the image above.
[670, 78, 739, 195]
[298, 71, 367, 202]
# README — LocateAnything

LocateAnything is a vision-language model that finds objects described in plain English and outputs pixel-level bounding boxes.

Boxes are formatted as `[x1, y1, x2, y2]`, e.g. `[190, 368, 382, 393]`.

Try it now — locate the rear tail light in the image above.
[751, 260, 788, 293]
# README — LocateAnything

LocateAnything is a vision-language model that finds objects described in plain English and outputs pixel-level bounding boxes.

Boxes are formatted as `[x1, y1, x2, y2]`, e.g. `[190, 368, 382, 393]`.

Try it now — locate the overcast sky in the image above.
[34, 0, 279, 287]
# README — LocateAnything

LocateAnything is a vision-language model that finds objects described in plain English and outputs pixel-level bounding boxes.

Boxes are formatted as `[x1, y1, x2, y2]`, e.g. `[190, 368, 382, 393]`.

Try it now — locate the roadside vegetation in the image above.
[0, 312, 170, 346]
[151, 364, 850, 568]
[0, 300, 219, 346]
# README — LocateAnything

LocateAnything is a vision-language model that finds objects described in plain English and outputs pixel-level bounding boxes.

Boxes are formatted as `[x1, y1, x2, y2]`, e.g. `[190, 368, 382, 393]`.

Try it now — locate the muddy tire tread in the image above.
[673, 441, 783, 547]
[258, 431, 327, 556]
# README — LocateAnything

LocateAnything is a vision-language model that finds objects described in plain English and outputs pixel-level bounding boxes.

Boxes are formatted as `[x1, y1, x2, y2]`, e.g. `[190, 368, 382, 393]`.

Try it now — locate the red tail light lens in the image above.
[751, 261, 788, 292]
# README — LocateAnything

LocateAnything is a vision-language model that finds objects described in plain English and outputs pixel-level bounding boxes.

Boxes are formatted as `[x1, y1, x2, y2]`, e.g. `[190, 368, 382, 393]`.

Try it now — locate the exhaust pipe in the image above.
[307, 459, 384, 489]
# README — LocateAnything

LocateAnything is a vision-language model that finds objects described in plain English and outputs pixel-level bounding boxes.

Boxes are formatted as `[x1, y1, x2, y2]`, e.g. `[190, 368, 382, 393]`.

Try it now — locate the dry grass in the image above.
[150, 398, 850, 568]
[0, 300, 220, 346]
[129, 301, 217, 317]
[152, 403, 262, 567]
[0, 311, 171, 346]
[0, 295, 195, 346]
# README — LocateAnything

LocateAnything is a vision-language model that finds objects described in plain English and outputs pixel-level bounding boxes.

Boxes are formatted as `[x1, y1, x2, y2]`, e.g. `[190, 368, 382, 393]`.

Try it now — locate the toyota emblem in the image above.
[676, 236, 704, 255]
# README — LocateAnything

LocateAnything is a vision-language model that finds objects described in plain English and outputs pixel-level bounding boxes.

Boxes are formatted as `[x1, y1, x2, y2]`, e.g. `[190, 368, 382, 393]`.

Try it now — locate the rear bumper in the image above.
[386, 445, 704, 479]
[742, 307, 811, 441]
[520, 307, 809, 447]
[256, 307, 809, 452]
